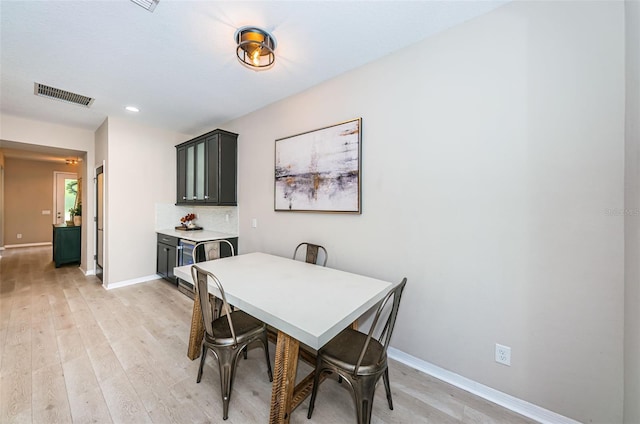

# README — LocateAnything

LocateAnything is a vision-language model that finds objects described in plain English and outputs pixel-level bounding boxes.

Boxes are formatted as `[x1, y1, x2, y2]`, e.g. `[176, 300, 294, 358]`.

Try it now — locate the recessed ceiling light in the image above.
[125, 106, 140, 112]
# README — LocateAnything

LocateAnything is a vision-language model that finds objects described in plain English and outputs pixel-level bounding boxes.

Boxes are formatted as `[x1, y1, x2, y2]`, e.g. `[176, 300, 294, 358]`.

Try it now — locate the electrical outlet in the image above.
[17, 233, 22, 239]
[251, 218, 258, 228]
[495, 343, 511, 366]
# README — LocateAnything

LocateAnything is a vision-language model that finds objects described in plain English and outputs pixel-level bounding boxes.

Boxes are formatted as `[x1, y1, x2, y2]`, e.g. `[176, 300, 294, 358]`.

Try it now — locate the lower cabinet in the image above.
[157, 234, 179, 284]
[52, 224, 81, 268]
[156, 233, 238, 295]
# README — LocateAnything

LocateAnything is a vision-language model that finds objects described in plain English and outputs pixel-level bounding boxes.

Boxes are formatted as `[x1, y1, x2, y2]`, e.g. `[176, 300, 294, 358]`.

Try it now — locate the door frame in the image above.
[52, 171, 78, 225]
[95, 163, 104, 281]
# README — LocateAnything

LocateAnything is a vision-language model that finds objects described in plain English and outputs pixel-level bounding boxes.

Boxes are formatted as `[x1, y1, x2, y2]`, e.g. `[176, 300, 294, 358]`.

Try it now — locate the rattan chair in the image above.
[293, 242, 328, 266]
[191, 264, 273, 420]
[307, 278, 407, 424]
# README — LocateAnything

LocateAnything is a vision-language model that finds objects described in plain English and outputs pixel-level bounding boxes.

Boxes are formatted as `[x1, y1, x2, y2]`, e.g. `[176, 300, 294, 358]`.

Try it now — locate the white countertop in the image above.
[156, 228, 237, 242]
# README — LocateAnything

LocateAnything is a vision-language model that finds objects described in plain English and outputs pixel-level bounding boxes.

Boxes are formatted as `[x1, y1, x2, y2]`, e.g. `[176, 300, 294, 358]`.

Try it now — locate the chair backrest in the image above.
[354, 278, 407, 376]
[293, 242, 328, 266]
[194, 239, 235, 263]
[190, 264, 238, 346]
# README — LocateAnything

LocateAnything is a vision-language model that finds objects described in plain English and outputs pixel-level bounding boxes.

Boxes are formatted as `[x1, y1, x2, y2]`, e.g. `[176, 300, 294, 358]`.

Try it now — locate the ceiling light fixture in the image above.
[125, 106, 140, 112]
[234, 26, 276, 71]
[66, 158, 78, 165]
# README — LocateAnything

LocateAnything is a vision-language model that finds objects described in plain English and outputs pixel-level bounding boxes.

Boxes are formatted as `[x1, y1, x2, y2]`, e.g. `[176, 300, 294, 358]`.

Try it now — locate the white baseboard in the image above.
[387, 347, 580, 424]
[103, 274, 162, 290]
[4, 242, 52, 248]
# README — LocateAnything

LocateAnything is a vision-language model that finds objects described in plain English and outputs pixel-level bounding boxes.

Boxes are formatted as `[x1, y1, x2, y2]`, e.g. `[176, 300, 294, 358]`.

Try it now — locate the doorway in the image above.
[53, 172, 78, 225]
[95, 165, 104, 281]
[0, 164, 4, 248]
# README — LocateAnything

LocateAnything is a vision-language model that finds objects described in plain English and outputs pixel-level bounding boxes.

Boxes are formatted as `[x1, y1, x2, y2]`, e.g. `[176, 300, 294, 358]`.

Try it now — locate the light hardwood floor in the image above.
[0, 246, 538, 424]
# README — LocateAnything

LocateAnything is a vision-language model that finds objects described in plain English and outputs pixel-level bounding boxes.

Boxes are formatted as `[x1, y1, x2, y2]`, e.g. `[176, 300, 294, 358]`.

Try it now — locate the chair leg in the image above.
[196, 344, 208, 383]
[262, 334, 273, 381]
[351, 374, 379, 424]
[215, 348, 241, 420]
[306, 366, 323, 419]
[382, 367, 393, 410]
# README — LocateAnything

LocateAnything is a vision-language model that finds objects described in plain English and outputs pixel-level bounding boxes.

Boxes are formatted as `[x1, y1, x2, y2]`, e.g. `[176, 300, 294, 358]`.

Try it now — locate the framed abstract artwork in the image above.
[274, 118, 362, 213]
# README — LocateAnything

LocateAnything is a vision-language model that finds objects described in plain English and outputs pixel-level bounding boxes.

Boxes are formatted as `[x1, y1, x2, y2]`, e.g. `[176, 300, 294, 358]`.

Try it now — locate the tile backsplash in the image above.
[155, 203, 238, 234]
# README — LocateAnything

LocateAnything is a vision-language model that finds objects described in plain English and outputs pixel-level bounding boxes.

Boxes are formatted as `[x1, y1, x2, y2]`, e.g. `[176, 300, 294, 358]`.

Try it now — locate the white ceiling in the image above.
[0, 0, 508, 153]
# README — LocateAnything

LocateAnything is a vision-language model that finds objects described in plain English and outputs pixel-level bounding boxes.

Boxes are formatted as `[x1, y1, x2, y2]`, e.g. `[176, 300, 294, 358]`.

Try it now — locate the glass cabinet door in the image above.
[185, 141, 207, 201]
[195, 141, 205, 200]
[186, 144, 195, 200]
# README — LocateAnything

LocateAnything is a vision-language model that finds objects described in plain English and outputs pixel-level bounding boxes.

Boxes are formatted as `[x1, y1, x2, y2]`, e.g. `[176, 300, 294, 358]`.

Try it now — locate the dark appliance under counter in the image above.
[155, 229, 238, 298]
[176, 237, 237, 299]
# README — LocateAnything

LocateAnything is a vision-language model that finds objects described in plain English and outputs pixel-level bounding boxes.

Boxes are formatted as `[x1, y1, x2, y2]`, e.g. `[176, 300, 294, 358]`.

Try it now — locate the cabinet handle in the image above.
[204, 195, 209, 199]
[182, 196, 186, 200]
[192, 196, 197, 200]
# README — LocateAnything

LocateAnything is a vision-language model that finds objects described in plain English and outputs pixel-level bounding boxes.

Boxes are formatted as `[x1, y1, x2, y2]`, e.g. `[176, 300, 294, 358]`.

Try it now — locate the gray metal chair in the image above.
[307, 278, 407, 424]
[293, 242, 328, 266]
[191, 264, 273, 420]
[194, 239, 235, 262]
[194, 239, 236, 319]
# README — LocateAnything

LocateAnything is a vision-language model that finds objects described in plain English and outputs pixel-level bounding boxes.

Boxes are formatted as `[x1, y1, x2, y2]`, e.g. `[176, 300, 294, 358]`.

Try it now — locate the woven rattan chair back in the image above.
[190, 264, 273, 420]
[307, 278, 407, 424]
[293, 242, 328, 266]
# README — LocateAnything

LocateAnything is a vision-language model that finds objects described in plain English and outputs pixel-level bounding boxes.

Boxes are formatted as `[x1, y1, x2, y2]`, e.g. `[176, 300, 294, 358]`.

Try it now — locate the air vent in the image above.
[34, 83, 94, 107]
[130, 0, 159, 12]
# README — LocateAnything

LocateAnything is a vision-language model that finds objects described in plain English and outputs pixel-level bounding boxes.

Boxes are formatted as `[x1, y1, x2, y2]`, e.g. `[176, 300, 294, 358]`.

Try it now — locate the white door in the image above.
[53, 172, 78, 224]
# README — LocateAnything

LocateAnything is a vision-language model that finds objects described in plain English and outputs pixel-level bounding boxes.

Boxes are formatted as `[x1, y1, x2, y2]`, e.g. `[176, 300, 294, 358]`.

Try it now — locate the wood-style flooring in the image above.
[0, 246, 538, 423]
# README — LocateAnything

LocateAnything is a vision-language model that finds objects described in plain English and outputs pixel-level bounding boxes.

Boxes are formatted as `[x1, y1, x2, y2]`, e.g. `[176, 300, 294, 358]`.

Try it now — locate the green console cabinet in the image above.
[53, 224, 81, 268]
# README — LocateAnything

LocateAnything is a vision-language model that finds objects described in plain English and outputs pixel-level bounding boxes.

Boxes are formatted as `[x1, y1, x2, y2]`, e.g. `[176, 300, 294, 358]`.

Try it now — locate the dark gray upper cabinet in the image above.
[176, 129, 237, 205]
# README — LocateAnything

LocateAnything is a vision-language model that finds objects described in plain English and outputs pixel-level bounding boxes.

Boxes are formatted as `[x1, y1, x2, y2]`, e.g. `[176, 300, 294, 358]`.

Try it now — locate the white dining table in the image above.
[174, 252, 395, 424]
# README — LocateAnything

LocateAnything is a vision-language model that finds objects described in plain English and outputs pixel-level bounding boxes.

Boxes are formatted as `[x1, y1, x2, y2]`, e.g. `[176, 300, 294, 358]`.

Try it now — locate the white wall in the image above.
[624, 1, 640, 423]
[102, 117, 189, 287]
[0, 114, 96, 274]
[223, 2, 625, 423]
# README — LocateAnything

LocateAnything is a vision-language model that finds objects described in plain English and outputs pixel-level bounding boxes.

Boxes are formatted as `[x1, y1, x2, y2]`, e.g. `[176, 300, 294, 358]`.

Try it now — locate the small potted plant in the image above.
[180, 213, 196, 228]
[70, 203, 82, 226]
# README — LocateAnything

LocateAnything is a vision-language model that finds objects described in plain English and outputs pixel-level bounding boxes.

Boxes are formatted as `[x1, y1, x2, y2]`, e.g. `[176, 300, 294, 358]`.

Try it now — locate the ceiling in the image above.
[0, 0, 508, 159]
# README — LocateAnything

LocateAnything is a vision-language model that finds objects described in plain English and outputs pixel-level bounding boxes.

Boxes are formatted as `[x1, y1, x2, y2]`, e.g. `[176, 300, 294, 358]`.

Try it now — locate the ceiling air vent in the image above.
[130, 0, 159, 12]
[34, 83, 95, 107]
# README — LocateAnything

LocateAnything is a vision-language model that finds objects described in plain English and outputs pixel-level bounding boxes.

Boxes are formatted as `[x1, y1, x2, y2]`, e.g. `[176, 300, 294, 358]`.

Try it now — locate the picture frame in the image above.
[274, 118, 362, 213]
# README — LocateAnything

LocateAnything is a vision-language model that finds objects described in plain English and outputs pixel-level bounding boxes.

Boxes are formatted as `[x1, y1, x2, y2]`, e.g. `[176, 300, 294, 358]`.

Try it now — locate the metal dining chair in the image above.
[307, 278, 407, 424]
[293, 242, 328, 266]
[194, 239, 235, 262]
[290, 242, 329, 365]
[194, 239, 235, 319]
[191, 264, 273, 420]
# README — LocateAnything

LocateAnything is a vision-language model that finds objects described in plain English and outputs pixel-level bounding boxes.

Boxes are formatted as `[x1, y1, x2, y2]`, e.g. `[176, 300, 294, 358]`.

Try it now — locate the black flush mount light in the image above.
[234, 26, 277, 71]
